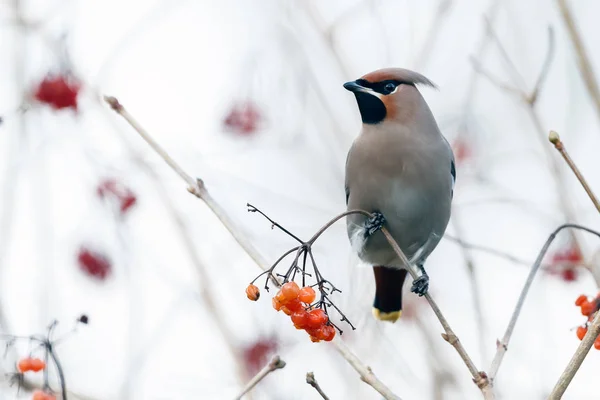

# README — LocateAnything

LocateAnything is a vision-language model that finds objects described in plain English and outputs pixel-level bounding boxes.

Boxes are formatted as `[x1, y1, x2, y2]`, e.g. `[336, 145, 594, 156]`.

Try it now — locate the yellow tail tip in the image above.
[372, 308, 401, 322]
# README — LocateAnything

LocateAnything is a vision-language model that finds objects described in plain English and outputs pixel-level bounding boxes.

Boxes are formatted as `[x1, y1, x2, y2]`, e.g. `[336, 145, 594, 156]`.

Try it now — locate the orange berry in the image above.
[595, 338, 600, 350]
[575, 295, 588, 306]
[272, 297, 282, 311]
[285, 298, 303, 313]
[291, 310, 309, 329]
[281, 305, 293, 316]
[18, 358, 32, 373]
[245, 284, 260, 301]
[32, 390, 50, 400]
[320, 325, 336, 341]
[309, 335, 321, 343]
[581, 301, 595, 316]
[307, 309, 328, 329]
[29, 358, 45, 372]
[298, 286, 316, 304]
[280, 282, 300, 302]
[275, 290, 287, 304]
[577, 326, 588, 340]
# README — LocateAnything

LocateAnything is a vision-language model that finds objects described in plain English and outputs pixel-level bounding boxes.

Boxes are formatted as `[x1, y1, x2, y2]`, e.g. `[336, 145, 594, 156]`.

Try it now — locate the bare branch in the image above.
[488, 224, 600, 381]
[469, 57, 522, 97]
[555, 0, 600, 126]
[528, 27, 555, 105]
[306, 372, 330, 400]
[233, 355, 286, 400]
[549, 310, 600, 398]
[549, 131, 600, 214]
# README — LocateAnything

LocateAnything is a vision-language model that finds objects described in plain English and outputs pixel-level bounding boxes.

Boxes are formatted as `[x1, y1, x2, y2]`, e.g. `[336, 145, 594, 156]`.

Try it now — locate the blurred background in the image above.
[1, 0, 600, 398]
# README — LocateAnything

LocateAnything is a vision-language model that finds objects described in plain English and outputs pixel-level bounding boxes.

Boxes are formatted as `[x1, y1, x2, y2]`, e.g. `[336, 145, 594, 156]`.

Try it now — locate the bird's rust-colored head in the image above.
[343, 68, 437, 125]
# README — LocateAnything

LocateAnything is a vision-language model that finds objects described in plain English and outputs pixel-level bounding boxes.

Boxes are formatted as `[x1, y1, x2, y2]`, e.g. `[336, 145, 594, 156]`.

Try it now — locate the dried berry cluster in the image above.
[574, 294, 600, 349]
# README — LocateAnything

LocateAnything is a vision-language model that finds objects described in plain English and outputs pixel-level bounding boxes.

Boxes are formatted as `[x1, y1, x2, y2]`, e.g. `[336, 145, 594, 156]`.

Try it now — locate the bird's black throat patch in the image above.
[353, 91, 386, 124]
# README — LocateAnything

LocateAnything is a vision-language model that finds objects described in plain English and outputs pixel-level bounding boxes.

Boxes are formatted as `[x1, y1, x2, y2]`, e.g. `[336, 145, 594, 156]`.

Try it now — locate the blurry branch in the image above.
[233, 355, 285, 400]
[102, 96, 399, 400]
[549, 131, 600, 213]
[488, 224, 600, 382]
[470, 23, 595, 284]
[555, 0, 600, 127]
[549, 308, 600, 399]
[306, 372, 330, 400]
[413, 0, 454, 70]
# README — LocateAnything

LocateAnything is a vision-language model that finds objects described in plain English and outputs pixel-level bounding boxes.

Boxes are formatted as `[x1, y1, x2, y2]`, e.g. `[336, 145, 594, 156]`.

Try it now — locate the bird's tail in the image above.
[372, 266, 407, 322]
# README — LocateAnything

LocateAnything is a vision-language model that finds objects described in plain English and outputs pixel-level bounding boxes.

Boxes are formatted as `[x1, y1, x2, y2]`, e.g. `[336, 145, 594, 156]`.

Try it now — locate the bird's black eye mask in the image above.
[356, 79, 410, 95]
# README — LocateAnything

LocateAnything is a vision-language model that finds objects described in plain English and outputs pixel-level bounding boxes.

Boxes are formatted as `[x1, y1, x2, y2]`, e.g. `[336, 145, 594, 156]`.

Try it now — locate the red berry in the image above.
[320, 325, 336, 341]
[18, 358, 32, 372]
[291, 310, 309, 329]
[34, 74, 80, 110]
[298, 286, 316, 304]
[223, 102, 261, 135]
[594, 338, 600, 350]
[29, 358, 45, 372]
[32, 391, 47, 400]
[272, 297, 282, 311]
[309, 335, 321, 343]
[120, 194, 137, 213]
[77, 248, 111, 280]
[280, 282, 300, 302]
[576, 295, 588, 306]
[307, 309, 328, 329]
[577, 326, 587, 340]
[284, 298, 303, 313]
[245, 284, 260, 301]
[97, 178, 137, 215]
[581, 301, 595, 316]
[562, 268, 577, 282]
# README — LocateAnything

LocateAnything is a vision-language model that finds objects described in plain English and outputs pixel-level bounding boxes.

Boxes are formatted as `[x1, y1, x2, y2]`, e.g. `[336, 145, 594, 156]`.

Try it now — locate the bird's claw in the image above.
[364, 211, 386, 238]
[411, 274, 429, 296]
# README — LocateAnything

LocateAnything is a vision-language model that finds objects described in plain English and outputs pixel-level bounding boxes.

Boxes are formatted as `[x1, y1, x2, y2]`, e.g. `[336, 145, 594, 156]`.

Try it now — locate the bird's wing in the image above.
[344, 143, 355, 205]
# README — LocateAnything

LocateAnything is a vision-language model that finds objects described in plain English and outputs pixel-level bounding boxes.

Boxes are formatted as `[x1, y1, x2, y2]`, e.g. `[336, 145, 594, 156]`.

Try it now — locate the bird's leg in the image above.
[363, 211, 386, 238]
[410, 263, 429, 296]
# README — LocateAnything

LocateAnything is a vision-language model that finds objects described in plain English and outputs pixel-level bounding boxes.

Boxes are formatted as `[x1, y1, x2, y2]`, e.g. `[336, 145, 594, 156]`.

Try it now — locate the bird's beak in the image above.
[343, 81, 364, 92]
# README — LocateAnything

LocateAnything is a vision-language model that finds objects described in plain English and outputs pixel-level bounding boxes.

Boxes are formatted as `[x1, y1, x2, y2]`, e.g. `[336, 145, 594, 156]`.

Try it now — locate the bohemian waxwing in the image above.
[343, 68, 455, 322]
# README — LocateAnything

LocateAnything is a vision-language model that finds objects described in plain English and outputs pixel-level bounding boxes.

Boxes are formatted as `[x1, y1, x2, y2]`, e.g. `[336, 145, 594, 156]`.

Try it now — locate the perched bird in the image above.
[343, 68, 455, 322]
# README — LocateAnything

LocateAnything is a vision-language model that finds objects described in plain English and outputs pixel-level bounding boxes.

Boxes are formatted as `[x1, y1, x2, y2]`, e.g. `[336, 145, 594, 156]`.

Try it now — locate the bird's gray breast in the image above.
[345, 133, 452, 267]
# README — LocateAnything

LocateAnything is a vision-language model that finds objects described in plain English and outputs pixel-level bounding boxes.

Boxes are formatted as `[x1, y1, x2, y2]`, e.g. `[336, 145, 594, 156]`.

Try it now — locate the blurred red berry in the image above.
[576, 295, 588, 306]
[32, 390, 56, 400]
[551, 246, 583, 265]
[29, 358, 45, 372]
[34, 74, 80, 110]
[77, 247, 111, 280]
[223, 102, 261, 135]
[97, 178, 137, 216]
[18, 358, 32, 373]
[562, 268, 577, 282]
[581, 301, 596, 316]
[594, 337, 600, 350]
[245, 284, 260, 301]
[242, 337, 278, 376]
[298, 286, 316, 304]
[452, 137, 472, 164]
[576, 326, 588, 340]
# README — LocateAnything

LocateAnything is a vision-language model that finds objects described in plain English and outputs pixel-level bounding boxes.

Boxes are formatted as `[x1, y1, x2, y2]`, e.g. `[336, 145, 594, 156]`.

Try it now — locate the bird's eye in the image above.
[384, 82, 397, 94]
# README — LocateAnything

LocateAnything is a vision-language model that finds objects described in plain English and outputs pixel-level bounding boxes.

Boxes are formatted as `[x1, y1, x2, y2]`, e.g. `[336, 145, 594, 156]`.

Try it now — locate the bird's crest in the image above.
[360, 68, 437, 89]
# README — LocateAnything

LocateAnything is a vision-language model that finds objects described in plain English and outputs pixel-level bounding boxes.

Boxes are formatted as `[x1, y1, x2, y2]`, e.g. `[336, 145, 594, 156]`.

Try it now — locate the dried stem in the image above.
[548, 309, 600, 399]
[488, 224, 600, 381]
[103, 95, 400, 400]
[555, 0, 600, 126]
[548, 131, 600, 213]
[306, 372, 330, 400]
[233, 356, 285, 400]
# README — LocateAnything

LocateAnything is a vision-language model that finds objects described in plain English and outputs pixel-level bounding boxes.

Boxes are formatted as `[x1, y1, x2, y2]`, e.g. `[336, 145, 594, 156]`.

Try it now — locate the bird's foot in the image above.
[364, 211, 386, 238]
[411, 265, 429, 296]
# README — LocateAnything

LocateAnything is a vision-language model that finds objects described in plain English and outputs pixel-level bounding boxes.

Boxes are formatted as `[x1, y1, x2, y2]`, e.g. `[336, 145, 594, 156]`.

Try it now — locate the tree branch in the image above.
[306, 372, 330, 400]
[488, 224, 600, 381]
[548, 310, 600, 399]
[233, 355, 285, 400]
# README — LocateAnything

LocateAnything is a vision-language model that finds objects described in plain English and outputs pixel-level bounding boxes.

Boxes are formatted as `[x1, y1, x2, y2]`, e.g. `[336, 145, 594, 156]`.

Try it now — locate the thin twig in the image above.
[233, 356, 285, 400]
[444, 233, 538, 267]
[555, 0, 600, 126]
[548, 309, 600, 399]
[528, 27, 555, 105]
[549, 131, 600, 213]
[306, 372, 330, 400]
[488, 224, 600, 381]
[103, 95, 400, 400]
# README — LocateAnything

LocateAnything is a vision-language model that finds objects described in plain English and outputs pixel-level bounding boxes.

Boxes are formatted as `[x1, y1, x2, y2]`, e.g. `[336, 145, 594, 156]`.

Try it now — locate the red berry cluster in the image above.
[97, 178, 137, 215]
[34, 74, 80, 111]
[223, 102, 261, 135]
[272, 282, 335, 342]
[574, 294, 600, 349]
